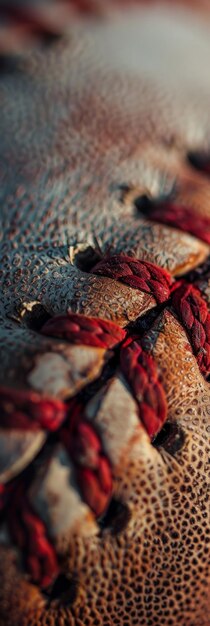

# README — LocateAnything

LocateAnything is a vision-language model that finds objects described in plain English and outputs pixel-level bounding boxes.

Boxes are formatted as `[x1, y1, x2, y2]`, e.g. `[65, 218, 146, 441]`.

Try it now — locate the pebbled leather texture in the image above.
[0, 2, 210, 625]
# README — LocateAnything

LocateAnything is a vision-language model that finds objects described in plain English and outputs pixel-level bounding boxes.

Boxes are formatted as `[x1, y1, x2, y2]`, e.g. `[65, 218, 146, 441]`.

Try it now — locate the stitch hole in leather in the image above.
[40, 32, 64, 46]
[119, 179, 176, 212]
[44, 573, 80, 608]
[132, 188, 175, 217]
[74, 348, 120, 406]
[118, 183, 155, 215]
[133, 193, 155, 213]
[182, 255, 210, 283]
[133, 188, 210, 245]
[127, 303, 167, 337]
[19, 301, 52, 331]
[152, 421, 186, 456]
[187, 150, 210, 176]
[98, 498, 132, 536]
[69, 243, 102, 272]
[0, 3, 65, 47]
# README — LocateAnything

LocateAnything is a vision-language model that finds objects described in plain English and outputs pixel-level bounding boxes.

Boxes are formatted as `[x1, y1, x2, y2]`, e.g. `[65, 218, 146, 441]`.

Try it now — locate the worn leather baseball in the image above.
[0, 2, 209, 625]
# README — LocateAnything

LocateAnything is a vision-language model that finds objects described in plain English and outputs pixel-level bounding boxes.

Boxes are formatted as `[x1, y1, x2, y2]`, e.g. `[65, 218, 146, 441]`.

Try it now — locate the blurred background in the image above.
[0, 0, 210, 56]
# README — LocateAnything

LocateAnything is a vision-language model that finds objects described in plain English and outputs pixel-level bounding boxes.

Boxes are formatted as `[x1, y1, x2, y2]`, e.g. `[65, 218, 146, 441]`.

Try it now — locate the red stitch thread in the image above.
[91, 254, 173, 303]
[60, 401, 112, 517]
[0, 385, 66, 589]
[171, 282, 210, 378]
[138, 200, 210, 244]
[3, 252, 208, 590]
[120, 339, 167, 438]
[41, 313, 126, 348]
[0, 388, 112, 585]
[0, 386, 66, 432]
[8, 482, 59, 589]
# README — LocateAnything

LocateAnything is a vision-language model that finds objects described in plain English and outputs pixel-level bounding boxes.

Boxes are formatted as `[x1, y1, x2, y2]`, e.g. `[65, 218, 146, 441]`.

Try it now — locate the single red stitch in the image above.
[41, 313, 126, 348]
[76, 467, 111, 517]
[60, 400, 113, 517]
[171, 282, 210, 378]
[0, 386, 67, 588]
[7, 481, 60, 589]
[91, 254, 173, 303]
[120, 339, 167, 438]
[0, 386, 67, 432]
[137, 200, 210, 244]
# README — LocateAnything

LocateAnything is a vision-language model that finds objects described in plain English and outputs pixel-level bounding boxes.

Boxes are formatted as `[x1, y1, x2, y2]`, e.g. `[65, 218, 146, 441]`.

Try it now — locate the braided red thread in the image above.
[8, 482, 59, 589]
[138, 200, 210, 244]
[41, 313, 126, 348]
[0, 386, 66, 432]
[171, 282, 210, 378]
[120, 340, 167, 438]
[91, 254, 173, 304]
[60, 401, 112, 517]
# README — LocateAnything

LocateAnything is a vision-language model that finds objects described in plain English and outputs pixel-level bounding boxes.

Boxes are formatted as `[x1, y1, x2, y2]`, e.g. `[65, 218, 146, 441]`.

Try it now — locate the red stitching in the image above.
[0, 386, 66, 432]
[138, 201, 210, 244]
[91, 254, 173, 303]
[7, 482, 59, 589]
[41, 312, 126, 348]
[1, 252, 209, 589]
[120, 339, 167, 438]
[60, 400, 113, 518]
[171, 281, 210, 378]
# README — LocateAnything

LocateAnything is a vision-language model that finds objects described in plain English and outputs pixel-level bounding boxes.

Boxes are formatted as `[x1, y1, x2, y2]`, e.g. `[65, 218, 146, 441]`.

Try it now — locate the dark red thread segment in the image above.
[0, 386, 66, 588]
[91, 254, 173, 304]
[137, 200, 210, 244]
[41, 313, 126, 348]
[0, 387, 66, 432]
[0, 395, 113, 588]
[120, 339, 167, 438]
[60, 401, 112, 518]
[171, 282, 210, 378]
[7, 482, 59, 590]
